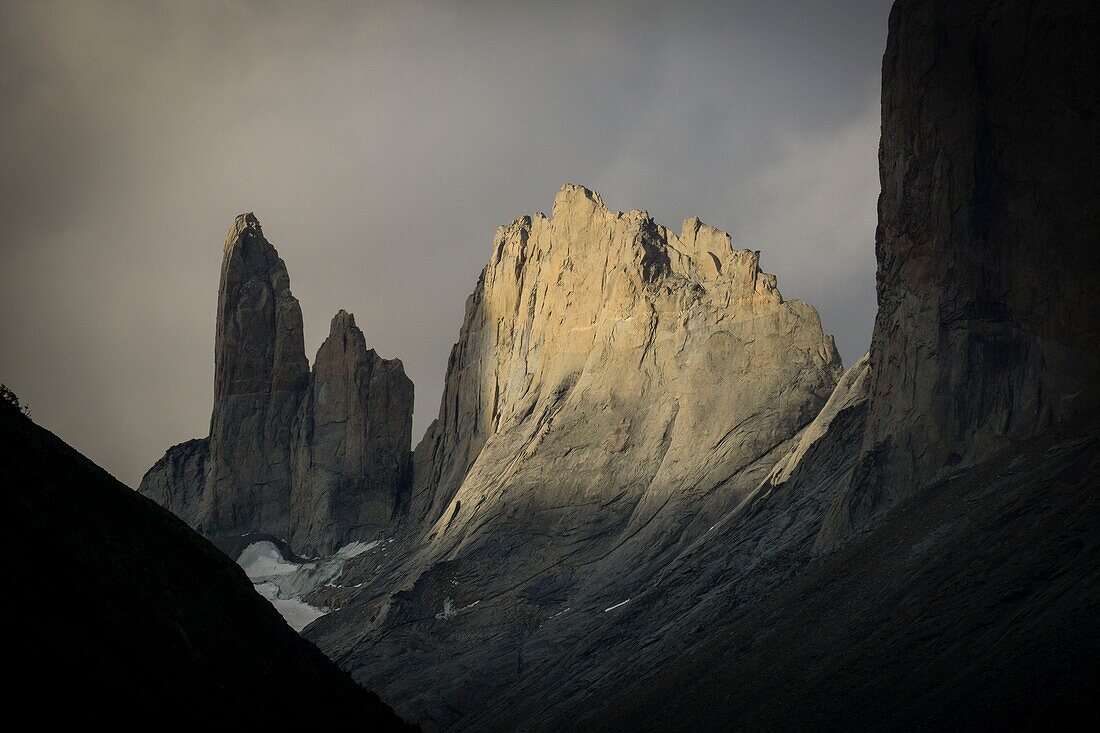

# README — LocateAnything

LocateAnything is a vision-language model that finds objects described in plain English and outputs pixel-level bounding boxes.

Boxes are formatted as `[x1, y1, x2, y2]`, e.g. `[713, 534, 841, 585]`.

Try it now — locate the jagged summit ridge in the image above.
[329, 308, 356, 333]
[526, 182, 774, 289]
[225, 211, 262, 250]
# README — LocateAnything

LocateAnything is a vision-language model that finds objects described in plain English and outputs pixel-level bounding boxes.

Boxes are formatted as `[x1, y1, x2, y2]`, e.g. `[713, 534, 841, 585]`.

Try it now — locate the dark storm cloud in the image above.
[0, 0, 892, 486]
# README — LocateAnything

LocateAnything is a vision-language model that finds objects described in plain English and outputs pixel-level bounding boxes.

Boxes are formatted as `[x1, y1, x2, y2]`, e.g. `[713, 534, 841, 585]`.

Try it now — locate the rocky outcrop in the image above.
[822, 0, 1100, 540]
[410, 184, 841, 532]
[137, 437, 208, 526]
[3, 404, 415, 729]
[200, 213, 310, 541]
[291, 310, 414, 555]
[140, 215, 414, 558]
[308, 184, 843, 728]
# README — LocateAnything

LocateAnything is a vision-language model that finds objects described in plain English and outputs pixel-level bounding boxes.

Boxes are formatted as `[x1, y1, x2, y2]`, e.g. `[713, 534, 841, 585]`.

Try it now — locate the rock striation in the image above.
[140, 215, 414, 557]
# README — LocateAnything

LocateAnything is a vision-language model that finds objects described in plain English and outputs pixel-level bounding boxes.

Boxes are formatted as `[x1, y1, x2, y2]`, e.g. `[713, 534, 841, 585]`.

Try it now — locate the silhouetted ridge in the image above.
[4, 405, 416, 729]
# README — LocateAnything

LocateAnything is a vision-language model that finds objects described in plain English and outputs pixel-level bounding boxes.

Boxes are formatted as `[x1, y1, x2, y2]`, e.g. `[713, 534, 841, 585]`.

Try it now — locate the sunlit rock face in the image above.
[308, 184, 843, 728]
[412, 184, 842, 535]
[820, 0, 1100, 542]
[140, 215, 414, 556]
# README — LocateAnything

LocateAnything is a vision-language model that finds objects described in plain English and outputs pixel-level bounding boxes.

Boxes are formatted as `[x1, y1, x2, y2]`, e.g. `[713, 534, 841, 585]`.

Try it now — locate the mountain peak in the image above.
[329, 308, 357, 334]
[225, 212, 263, 251]
[551, 182, 607, 217]
[411, 185, 841, 532]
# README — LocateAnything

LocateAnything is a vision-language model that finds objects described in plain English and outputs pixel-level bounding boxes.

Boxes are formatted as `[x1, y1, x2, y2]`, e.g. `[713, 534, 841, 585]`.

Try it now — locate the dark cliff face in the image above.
[137, 436, 208, 525]
[291, 310, 414, 555]
[202, 212, 310, 540]
[140, 215, 414, 556]
[3, 404, 415, 729]
[826, 0, 1100, 538]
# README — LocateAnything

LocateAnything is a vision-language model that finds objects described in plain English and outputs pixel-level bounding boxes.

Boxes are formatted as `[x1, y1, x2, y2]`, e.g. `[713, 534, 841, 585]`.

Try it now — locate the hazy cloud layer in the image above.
[0, 0, 890, 486]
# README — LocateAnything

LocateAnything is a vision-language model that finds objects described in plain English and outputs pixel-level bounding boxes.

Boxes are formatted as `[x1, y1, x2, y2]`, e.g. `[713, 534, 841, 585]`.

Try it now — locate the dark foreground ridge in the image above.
[2, 402, 415, 730]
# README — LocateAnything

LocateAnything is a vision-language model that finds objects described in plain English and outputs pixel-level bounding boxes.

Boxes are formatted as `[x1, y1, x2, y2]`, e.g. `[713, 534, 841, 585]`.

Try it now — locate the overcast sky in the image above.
[0, 0, 892, 487]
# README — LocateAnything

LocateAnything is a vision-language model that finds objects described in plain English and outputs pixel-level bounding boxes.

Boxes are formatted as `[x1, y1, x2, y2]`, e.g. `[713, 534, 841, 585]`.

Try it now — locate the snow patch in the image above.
[604, 599, 631, 612]
[435, 597, 481, 621]
[236, 539, 384, 632]
[435, 597, 458, 620]
[238, 542, 301, 578]
[253, 581, 326, 631]
[340, 539, 380, 559]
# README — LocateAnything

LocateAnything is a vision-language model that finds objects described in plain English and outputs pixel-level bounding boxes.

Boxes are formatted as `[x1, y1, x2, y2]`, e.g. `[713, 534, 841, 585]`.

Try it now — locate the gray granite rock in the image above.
[200, 213, 310, 542]
[820, 0, 1100, 544]
[140, 215, 414, 557]
[291, 310, 413, 556]
[137, 437, 208, 526]
[307, 186, 843, 729]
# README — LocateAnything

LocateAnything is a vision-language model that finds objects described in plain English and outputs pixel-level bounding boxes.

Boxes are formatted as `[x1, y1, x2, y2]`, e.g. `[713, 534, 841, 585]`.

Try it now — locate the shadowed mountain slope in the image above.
[586, 411, 1100, 732]
[4, 402, 415, 729]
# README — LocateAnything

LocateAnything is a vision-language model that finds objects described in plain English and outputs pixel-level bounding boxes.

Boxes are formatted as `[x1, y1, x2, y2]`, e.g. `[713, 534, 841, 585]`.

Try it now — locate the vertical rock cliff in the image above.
[201, 213, 310, 540]
[291, 310, 414, 555]
[140, 215, 414, 556]
[822, 0, 1100, 539]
